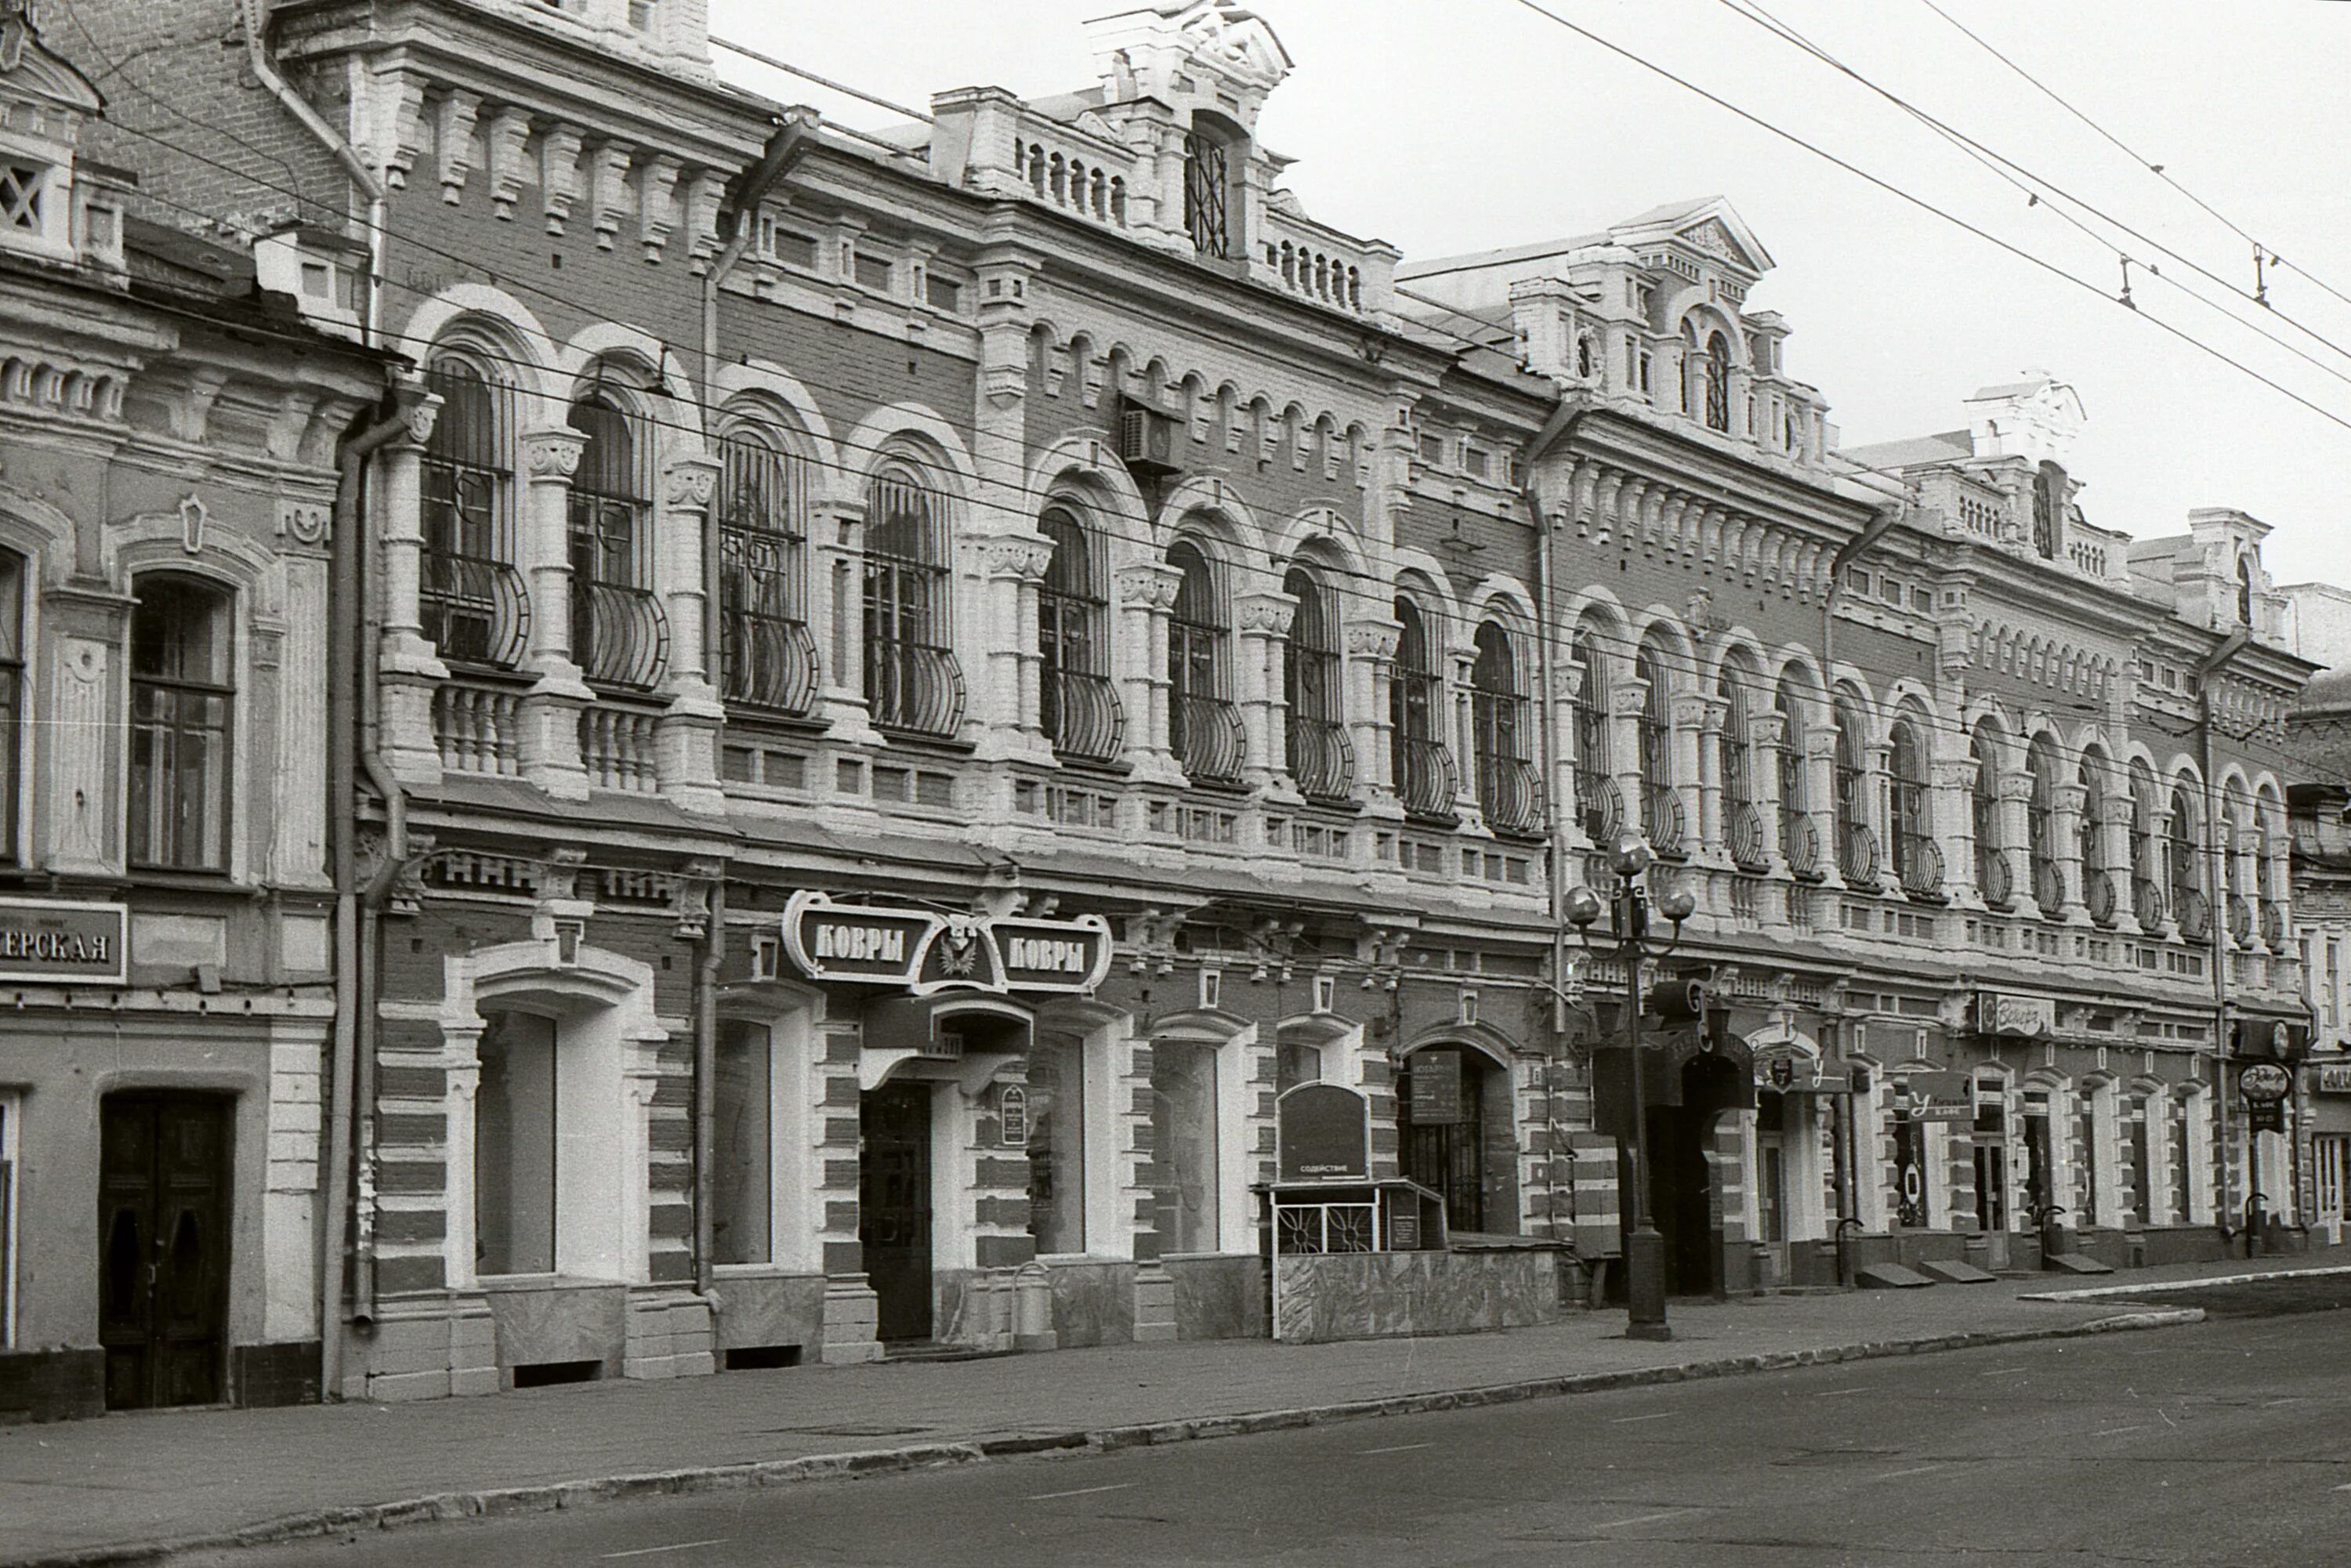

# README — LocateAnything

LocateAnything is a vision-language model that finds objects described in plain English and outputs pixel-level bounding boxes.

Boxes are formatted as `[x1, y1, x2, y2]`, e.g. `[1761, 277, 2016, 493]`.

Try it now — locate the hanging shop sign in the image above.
[0, 899, 127, 985]
[1889, 1068, 1974, 1124]
[1276, 1083, 1372, 1182]
[1976, 992, 2056, 1038]
[2314, 1063, 2351, 1095]
[781, 892, 1113, 996]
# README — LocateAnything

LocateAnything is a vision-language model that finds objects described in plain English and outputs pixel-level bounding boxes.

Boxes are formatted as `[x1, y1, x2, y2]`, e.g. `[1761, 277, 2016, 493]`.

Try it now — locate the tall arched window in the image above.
[2255, 791, 2283, 947]
[1704, 331, 1731, 432]
[1972, 726, 2010, 908]
[1282, 565, 1352, 801]
[1636, 643, 1682, 855]
[1390, 596, 1454, 819]
[2032, 460, 2063, 560]
[2236, 556, 2255, 625]
[1775, 671, 1816, 877]
[1182, 118, 1234, 258]
[1720, 659, 1764, 871]
[1889, 716, 1938, 896]
[1168, 540, 1241, 784]
[567, 390, 666, 689]
[716, 424, 815, 715]
[2128, 760, 2161, 928]
[421, 355, 525, 668]
[2026, 735, 2063, 914]
[1573, 628, 1617, 840]
[0, 549, 20, 864]
[1038, 506, 1118, 763]
[1471, 621, 1537, 835]
[864, 462, 962, 736]
[2168, 783, 2207, 937]
[2079, 752, 2117, 925]
[129, 574, 234, 874]
[1833, 696, 1875, 886]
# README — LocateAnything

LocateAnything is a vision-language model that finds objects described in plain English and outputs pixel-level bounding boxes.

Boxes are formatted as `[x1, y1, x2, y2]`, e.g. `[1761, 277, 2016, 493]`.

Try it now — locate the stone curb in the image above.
[2020, 1262, 2351, 1302]
[1, 1307, 2204, 1568]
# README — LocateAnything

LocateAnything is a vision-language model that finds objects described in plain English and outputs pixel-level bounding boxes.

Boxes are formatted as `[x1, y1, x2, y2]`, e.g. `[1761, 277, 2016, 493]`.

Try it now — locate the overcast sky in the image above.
[710, 1, 2351, 588]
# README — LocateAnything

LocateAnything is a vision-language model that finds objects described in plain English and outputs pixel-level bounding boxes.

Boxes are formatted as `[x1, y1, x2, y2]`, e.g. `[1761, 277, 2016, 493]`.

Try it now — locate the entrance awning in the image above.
[1592, 1026, 1756, 1136]
[860, 991, 1032, 1091]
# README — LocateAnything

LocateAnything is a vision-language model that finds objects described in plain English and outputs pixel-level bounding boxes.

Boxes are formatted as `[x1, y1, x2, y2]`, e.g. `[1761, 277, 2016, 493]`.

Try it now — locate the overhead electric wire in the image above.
[711, 34, 935, 125]
[1714, 0, 2351, 397]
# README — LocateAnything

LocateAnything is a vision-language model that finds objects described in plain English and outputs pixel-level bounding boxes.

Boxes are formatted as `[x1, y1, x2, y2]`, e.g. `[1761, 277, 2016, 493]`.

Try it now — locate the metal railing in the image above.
[867, 637, 967, 737]
[2132, 875, 2164, 932]
[2227, 893, 2255, 947]
[2261, 898, 2288, 951]
[571, 578, 669, 690]
[1289, 713, 1357, 803]
[1043, 665, 1124, 765]
[1727, 800, 1770, 872]
[2032, 855, 2065, 918]
[1644, 780, 1687, 859]
[1578, 773, 1624, 844]
[2173, 885, 2212, 941]
[421, 550, 530, 669]
[1395, 733, 1458, 820]
[1895, 831, 1945, 900]
[719, 607, 820, 715]
[1785, 812, 1824, 882]
[2084, 867, 2118, 927]
[1477, 753, 1544, 838]
[1979, 846, 2015, 911]
[1172, 691, 1246, 786]
[1838, 819, 1879, 889]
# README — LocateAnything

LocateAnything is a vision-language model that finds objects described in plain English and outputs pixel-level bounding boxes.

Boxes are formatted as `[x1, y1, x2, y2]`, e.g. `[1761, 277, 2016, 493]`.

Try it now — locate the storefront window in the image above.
[1972, 1080, 2006, 1231]
[2128, 1095, 2153, 1224]
[0, 1093, 15, 1346]
[1893, 1114, 1929, 1228]
[476, 1010, 558, 1276]
[1150, 1041, 1220, 1254]
[1027, 1034, 1086, 1255]
[712, 1020, 772, 1266]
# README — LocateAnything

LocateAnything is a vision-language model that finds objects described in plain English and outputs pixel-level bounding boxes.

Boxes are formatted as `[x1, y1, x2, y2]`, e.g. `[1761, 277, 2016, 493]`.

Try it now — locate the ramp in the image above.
[1918, 1258, 1998, 1285]
[1853, 1262, 1936, 1289]
[2042, 1252, 2116, 1275]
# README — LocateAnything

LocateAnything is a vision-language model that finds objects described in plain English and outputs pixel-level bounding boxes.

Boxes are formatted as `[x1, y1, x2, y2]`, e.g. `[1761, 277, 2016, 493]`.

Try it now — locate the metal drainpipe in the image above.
[321, 394, 426, 1400]
[695, 881, 728, 1297]
[2197, 628, 2251, 1230]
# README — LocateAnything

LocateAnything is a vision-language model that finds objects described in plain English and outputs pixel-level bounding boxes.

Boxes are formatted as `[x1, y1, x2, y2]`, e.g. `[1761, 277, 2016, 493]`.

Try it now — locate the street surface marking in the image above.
[2092, 1425, 2150, 1436]
[1610, 1412, 1672, 1423]
[1357, 1442, 1435, 1454]
[2331, 1483, 2351, 1492]
[1979, 1367, 2030, 1376]
[1878, 1465, 1945, 1480]
[1596, 1508, 1700, 1529]
[600, 1542, 729, 1560]
[1027, 1482, 1139, 1501]
[1812, 1385, 1867, 1397]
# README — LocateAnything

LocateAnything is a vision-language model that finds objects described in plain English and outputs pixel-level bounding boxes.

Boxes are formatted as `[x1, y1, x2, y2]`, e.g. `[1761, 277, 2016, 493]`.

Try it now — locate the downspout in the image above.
[2197, 627, 2251, 1232]
[322, 392, 426, 1400]
[239, 0, 388, 346]
[1821, 502, 1903, 704]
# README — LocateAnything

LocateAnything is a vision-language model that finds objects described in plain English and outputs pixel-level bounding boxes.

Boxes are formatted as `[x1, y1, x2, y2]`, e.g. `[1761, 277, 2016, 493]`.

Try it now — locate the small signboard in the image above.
[1408, 1049, 1464, 1124]
[779, 892, 1113, 996]
[1276, 1083, 1371, 1182]
[0, 899, 126, 985]
[2315, 1063, 2351, 1095]
[1977, 992, 2056, 1038]
[2241, 1061, 2291, 1134]
[997, 1085, 1029, 1148]
[1892, 1068, 1974, 1124]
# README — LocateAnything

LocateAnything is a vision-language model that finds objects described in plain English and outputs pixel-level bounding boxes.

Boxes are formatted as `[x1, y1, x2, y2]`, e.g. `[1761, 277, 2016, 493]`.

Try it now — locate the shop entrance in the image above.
[859, 1081, 933, 1343]
[1398, 1046, 1509, 1236]
[98, 1093, 231, 1411]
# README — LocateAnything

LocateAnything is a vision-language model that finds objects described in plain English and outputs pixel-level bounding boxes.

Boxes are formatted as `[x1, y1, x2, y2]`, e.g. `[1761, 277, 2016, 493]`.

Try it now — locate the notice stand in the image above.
[1256, 1083, 1448, 1340]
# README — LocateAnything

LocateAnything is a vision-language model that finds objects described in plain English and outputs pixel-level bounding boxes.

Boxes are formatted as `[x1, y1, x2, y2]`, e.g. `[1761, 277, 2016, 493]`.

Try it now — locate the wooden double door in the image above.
[99, 1094, 232, 1410]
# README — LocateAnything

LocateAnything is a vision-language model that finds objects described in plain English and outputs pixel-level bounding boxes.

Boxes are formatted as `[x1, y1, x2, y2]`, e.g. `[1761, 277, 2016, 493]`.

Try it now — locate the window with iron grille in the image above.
[1168, 540, 1239, 783]
[1470, 621, 1535, 835]
[1832, 698, 1867, 853]
[422, 357, 526, 668]
[1704, 331, 1731, 431]
[0, 165, 42, 235]
[1719, 665, 1751, 817]
[2168, 786, 2200, 905]
[1182, 128, 1230, 259]
[717, 426, 815, 715]
[1972, 729, 2003, 891]
[1636, 646, 1673, 835]
[1282, 567, 1349, 801]
[2078, 756, 2106, 875]
[863, 465, 959, 736]
[567, 391, 666, 690]
[0, 552, 20, 864]
[1889, 719, 1930, 886]
[1390, 596, 1451, 819]
[129, 575, 233, 874]
[1776, 676, 1807, 861]
[1038, 506, 1117, 763]
[2026, 737, 2059, 889]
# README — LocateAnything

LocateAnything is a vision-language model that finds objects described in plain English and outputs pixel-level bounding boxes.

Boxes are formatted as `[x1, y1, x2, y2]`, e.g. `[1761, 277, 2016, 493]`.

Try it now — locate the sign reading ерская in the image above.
[0, 898, 128, 984]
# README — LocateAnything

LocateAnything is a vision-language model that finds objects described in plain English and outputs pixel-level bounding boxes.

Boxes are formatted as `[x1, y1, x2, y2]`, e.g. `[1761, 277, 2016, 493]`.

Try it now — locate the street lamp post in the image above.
[1566, 830, 1694, 1343]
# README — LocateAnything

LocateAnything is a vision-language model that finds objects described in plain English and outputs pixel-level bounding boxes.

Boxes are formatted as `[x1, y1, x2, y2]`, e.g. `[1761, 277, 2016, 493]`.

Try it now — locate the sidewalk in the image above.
[0, 1254, 2310, 1567]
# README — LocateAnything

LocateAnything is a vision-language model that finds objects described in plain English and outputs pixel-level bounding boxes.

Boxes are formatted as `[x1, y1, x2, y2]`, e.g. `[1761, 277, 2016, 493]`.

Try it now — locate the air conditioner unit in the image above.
[1118, 399, 1181, 477]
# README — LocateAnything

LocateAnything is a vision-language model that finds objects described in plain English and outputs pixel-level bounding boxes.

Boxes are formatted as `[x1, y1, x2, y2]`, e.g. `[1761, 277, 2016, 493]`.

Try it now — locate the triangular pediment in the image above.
[1610, 197, 1773, 280]
[1171, 2, 1293, 88]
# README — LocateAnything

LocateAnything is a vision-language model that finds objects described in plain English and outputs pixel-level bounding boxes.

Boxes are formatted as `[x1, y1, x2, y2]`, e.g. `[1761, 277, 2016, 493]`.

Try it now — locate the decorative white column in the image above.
[2053, 780, 2088, 921]
[516, 427, 592, 801]
[1235, 588, 1297, 795]
[973, 532, 1054, 764]
[1751, 709, 1788, 875]
[806, 500, 880, 746]
[1346, 616, 1403, 812]
[376, 390, 447, 788]
[657, 453, 724, 815]
[1114, 562, 1183, 786]
[1936, 755, 1980, 904]
[1804, 722, 1842, 887]
[1999, 767, 2039, 914]
[1668, 690, 1711, 858]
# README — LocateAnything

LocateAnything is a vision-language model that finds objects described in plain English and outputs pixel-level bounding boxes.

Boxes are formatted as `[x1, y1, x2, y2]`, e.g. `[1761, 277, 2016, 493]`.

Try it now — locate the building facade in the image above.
[0, 14, 388, 1421]
[44, 0, 2325, 1414]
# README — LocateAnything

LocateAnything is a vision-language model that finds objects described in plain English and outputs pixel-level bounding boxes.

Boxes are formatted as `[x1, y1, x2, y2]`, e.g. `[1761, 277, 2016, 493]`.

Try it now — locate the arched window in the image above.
[1889, 716, 1938, 896]
[716, 424, 815, 715]
[567, 389, 666, 689]
[863, 462, 962, 736]
[2128, 761, 2161, 927]
[2168, 783, 2206, 937]
[1572, 628, 1617, 839]
[1704, 331, 1731, 432]
[1972, 726, 2009, 908]
[1282, 565, 1352, 801]
[2025, 735, 2063, 913]
[1471, 621, 1537, 835]
[1635, 643, 1682, 855]
[1774, 672, 1815, 875]
[1720, 659, 1763, 871]
[2032, 460, 2063, 560]
[129, 574, 234, 873]
[1182, 119, 1234, 259]
[1390, 596, 1454, 819]
[1038, 506, 1118, 763]
[0, 549, 20, 864]
[1678, 320, 1697, 416]
[2080, 752, 2115, 925]
[1574, 334, 1596, 380]
[1832, 696, 1875, 886]
[421, 355, 524, 668]
[1168, 539, 1240, 784]
[2236, 556, 2255, 625]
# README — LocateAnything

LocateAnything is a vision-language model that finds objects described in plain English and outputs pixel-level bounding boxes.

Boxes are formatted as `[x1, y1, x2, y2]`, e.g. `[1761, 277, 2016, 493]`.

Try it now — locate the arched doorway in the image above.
[1610, 1030, 1755, 1298]
[1396, 1042, 1518, 1237]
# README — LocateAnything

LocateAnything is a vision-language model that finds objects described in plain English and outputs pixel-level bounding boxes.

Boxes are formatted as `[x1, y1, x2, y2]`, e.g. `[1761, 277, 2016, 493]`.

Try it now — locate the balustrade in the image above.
[1838, 820, 1879, 889]
[2174, 885, 2213, 941]
[2084, 868, 2118, 928]
[433, 678, 523, 777]
[1479, 754, 1544, 838]
[1644, 780, 1686, 859]
[2031, 856, 2065, 918]
[580, 704, 659, 792]
[2132, 875, 2164, 932]
[1578, 773, 1624, 844]
[2260, 897, 2287, 951]
[1979, 846, 2015, 911]
[1785, 813, 1824, 882]
[2227, 893, 2255, 947]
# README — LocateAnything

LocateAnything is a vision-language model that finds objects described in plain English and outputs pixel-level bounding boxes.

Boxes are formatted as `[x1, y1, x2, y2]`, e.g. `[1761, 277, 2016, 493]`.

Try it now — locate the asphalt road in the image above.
[190, 1313, 2351, 1568]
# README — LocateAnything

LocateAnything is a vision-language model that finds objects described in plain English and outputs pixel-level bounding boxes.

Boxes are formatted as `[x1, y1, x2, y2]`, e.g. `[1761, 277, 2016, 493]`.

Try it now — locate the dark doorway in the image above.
[1398, 1048, 1491, 1235]
[99, 1093, 232, 1410]
[859, 1081, 933, 1343]
[1619, 1054, 1741, 1298]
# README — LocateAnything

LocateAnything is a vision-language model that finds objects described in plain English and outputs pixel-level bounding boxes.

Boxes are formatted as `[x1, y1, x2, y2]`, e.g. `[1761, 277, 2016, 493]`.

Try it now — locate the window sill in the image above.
[121, 868, 245, 899]
[475, 1273, 629, 1292]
